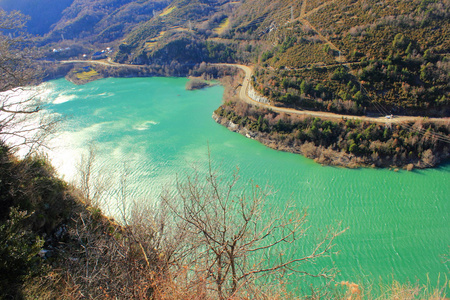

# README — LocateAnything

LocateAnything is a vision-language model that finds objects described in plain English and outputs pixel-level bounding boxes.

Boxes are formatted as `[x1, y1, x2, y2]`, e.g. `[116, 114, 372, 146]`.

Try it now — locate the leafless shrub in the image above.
[76, 144, 113, 208]
[162, 155, 346, 299]
[0, 9, 59, 155]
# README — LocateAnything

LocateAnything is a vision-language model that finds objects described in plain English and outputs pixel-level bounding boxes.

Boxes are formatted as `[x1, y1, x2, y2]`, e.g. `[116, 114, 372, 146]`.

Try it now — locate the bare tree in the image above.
[162, 157, 347, 299]
[45, 157, 176, 299]
[0, 9, 57, 154]
[76, 144, 114, 207]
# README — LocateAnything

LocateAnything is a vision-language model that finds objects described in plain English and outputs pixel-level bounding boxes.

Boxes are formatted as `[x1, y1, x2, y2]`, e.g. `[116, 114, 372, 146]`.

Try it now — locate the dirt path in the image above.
[301, 19, 340, 52]
[292, 0, 343, 60]
[304, 0, 335, 18]
[300, 0, 307, 17]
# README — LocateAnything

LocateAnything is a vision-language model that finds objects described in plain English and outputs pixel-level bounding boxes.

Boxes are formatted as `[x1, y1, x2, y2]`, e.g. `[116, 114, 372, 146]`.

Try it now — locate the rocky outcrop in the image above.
[213, 112, 257, 138]
[248, 85, 270, 104]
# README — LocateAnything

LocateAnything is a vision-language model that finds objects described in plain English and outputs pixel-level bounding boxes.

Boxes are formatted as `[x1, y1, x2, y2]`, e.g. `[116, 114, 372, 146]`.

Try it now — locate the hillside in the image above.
[45, 0, 170, 43]
[113, 0, 449, 117]
[245, 0, 450, 117]
[0, 0, 73, 35]
[1, 0, 171, 44]
[8, 0, 448, 118]
[113, 0, 241, 63]
[0, 143, 171, 299]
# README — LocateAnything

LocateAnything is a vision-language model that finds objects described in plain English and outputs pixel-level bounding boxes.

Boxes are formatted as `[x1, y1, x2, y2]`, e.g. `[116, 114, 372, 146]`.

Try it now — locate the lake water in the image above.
[44, 77, 449, 291]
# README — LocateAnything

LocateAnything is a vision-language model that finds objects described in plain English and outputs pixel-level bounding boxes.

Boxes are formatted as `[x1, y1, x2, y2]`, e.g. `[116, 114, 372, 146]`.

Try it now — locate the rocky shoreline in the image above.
[213, 112, 367, 168]
[212, 112, 449, 169]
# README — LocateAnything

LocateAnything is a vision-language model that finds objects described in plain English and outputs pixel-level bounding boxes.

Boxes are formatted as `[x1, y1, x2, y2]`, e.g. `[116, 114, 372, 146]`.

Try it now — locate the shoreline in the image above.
[212, 111, 450, 170]
[42, 60, 450, 169]
[42, 60, 198, 85]
[42, 60, 238, 85]
[213, 112, 369, 169]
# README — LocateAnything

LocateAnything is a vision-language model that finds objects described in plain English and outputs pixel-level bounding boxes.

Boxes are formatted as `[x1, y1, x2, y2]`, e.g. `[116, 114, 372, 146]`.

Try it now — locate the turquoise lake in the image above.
[43, 77, 449, 290]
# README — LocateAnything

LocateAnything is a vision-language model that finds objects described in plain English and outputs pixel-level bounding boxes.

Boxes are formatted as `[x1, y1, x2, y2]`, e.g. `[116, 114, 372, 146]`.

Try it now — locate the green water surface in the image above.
[44, 77, 449, 290]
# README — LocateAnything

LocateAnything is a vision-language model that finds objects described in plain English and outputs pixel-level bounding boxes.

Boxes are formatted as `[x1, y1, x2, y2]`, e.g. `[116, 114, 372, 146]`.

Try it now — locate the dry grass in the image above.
[214, 18, 230, 35]
[145, 41, 158, 50]
[144, 31, 167, 50]
[374, 277, 449, 300]
[159, 6, 176, 17]
[75, 69, 99, 81]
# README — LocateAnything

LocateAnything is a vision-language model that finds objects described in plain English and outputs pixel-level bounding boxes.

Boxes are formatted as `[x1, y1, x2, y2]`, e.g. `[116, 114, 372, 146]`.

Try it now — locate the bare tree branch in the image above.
[0, 9, 55, 154]
[161, 158, 347, 299]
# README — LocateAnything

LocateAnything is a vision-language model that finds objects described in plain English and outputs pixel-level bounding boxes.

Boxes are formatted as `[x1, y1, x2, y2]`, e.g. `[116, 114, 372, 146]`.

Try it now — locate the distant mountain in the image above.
[113, 0, 237, 63]
[0, 0, 171, 42]
[0, 0, 74, 35]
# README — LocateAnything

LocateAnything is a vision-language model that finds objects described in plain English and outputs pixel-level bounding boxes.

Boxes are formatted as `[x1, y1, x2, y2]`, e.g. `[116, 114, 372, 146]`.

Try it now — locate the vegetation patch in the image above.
[144, 30, 167, 51]
[145, 41, 158, 51]
[65, 66, 103, 84]
[185, 78, 213, 90]
[159, 6, 176, 17]
[213, 17, 230, 35]
[75, 68, 99, 81]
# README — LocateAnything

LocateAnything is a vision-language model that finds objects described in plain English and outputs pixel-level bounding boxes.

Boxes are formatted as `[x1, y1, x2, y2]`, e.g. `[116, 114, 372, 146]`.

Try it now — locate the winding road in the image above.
[214, 64, 447, 124]
[59, 0, 448, 125]
[59, 59, 447, 124]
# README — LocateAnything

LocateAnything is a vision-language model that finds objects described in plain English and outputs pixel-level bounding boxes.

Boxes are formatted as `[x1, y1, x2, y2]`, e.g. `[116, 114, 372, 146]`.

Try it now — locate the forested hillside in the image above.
[114, 0, 449, 117]
[1, 0, 171, 42]
[245, 0, 450, 117]
[46, 0, 170, 43]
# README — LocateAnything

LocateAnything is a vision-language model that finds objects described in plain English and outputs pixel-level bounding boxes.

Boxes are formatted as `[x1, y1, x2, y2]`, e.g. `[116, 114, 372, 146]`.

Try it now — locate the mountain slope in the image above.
[117, 0, 449, 116]
[4, 0, 448, 116]
[225, 0, 449, 116]
[44, 0, 171, 43]
[0, 0, 74, 35]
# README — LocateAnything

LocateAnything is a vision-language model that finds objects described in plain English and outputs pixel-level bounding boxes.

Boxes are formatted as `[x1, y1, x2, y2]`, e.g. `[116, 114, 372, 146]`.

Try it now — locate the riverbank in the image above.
[210, 66, 450, 169]
[44, 61, 174, 85]
[212, 98, 450, 169]
[213, 112, 365, 168]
